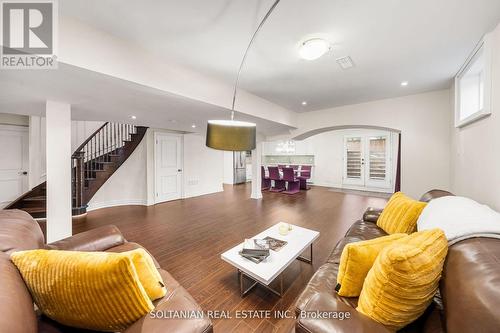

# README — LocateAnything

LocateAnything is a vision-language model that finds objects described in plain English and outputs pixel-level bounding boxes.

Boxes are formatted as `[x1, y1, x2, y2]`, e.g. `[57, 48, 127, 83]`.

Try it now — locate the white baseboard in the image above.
[86, 199, 148, 211]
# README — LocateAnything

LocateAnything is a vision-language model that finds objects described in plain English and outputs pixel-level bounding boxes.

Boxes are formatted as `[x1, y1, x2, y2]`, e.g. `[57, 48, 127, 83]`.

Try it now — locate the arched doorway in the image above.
[263, 126, 401, 194]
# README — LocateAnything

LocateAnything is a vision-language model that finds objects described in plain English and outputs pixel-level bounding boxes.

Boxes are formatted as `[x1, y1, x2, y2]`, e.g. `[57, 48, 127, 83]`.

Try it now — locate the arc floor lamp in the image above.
[206, 0, 281, 151]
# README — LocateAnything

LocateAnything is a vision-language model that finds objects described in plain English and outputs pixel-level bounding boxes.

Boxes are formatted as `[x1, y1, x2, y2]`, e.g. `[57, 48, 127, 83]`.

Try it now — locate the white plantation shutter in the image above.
[346, 138, 362, 179]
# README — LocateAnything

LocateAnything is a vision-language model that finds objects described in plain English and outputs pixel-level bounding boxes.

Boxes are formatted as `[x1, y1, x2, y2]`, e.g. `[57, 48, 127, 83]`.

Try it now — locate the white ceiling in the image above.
[0, 63, 294, 136]
[60, 0, 500, 112]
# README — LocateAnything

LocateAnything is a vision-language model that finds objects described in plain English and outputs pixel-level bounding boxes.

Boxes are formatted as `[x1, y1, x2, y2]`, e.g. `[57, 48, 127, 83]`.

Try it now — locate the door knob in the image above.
[19, 171, 28, 175]
[177, 169, 182, 172]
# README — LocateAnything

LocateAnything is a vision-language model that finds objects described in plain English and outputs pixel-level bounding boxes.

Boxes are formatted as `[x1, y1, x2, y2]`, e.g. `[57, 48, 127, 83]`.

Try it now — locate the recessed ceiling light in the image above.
[302, 101, 307, 106]
[299, 38, 330, 61]
[130, 115, 137, 120]
[401, 81, 409, 87]
[191, 124, 196, 128]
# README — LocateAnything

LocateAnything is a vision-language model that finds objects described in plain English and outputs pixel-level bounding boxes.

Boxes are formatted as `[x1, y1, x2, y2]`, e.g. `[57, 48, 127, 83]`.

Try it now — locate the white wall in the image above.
[183, 134, 224, 198]
[71, 121, 104, 152]
[272, 90, 452, 199]
[450, 23, 500, 211]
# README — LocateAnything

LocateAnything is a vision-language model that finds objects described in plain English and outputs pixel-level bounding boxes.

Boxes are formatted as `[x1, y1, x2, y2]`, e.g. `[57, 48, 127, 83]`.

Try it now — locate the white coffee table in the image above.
[221, 223, 320, 297]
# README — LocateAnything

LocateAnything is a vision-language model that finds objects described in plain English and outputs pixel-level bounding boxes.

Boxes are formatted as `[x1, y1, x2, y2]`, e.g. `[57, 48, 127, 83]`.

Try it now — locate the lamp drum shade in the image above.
[206, 120, 256, 151]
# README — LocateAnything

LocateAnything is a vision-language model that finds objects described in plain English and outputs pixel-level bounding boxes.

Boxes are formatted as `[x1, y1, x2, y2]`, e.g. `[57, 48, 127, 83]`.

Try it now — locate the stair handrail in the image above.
[72, 122, 109, 157]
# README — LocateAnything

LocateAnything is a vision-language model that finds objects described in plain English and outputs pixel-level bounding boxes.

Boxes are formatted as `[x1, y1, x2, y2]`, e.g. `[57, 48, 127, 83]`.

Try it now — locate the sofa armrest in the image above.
[296, 292, 390, 333]
[362, 207, 383, 223]
[47, 225, 126, 252]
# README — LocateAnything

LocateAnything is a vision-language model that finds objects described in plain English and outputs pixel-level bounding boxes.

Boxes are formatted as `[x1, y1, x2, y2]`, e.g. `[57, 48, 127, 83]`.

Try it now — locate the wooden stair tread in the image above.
[22, 196, 46, 201]
[21, 207, 46, 213]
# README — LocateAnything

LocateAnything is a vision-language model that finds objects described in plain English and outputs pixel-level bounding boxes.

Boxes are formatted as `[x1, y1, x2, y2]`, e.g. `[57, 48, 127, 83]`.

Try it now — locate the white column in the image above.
[46, 101, 72, 242]
[251, 142, 263, 199]
[223, 151, 234, 185]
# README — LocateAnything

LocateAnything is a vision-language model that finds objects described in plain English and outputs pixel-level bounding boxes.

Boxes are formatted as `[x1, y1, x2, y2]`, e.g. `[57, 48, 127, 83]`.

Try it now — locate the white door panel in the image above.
[155, 133, 182, 203]
[0, 125, 29, 208]
[343, 136, 364, 186]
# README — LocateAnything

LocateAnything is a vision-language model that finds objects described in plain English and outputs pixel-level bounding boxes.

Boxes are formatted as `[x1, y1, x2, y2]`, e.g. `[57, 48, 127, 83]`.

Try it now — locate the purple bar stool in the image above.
[282, 167, 300, 195]
[261, 166, 271, 190]
[268, 166, 285, 192]
[298, 165, 312, 190]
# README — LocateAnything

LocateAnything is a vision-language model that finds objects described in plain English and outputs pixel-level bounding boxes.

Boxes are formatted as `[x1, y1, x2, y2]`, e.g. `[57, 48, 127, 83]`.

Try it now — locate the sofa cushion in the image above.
[106, 242, 161, 269]
[336, 233, 407, 297]
[125, 269, 212, 333]
[296, 292, 391, 333]
[295, 262, 340, 315]
[440, 238, 500, 333]
[126, 249, 167, 301]
[345, 220, 388, 240]
[47, 225, 125, 252]
[357, 229, 448, 331]
[11, 249, 154, 332]
[377, 192, 426, 234]
[0, 209, 44, 254]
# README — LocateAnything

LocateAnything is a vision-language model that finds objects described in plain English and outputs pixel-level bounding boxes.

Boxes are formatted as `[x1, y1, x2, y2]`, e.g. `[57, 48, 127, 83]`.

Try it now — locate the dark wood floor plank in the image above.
[70, 184, 386, 332]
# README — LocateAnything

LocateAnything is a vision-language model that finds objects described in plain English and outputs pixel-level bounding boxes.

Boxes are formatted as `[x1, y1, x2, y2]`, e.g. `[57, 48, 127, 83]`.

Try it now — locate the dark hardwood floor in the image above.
[71, 184, 387, 333]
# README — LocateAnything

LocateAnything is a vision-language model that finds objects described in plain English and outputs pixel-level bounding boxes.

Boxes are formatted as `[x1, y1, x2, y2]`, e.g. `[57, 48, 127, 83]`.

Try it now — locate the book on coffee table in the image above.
[238, 250, 269, 264]
[263, 236, 287, 252]
[241, 238, 270, 256]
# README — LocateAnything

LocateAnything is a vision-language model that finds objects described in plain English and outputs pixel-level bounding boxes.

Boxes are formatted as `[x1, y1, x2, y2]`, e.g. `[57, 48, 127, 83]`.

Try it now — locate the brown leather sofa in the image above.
[0, 209, 213, 333]
[294, 189, 500, 333]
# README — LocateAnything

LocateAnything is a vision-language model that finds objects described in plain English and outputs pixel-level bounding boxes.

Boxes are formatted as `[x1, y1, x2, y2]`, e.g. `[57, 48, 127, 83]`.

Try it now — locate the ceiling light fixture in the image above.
[401, 81, 409, 87]
[130, 115, 137, 120]
[299, 38, 330, 61]
[302, 101, 307, 106]
[191, 124, 196, 128]
[206, 1, 282, 151]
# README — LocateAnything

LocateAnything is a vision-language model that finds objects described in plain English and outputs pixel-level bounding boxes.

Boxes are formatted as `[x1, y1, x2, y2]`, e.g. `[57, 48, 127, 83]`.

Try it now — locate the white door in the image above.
[365, 135, 391, 189]
[343, 132, 391, 191]
[155, 133, 182, 203]
[0, 125, 29, 208]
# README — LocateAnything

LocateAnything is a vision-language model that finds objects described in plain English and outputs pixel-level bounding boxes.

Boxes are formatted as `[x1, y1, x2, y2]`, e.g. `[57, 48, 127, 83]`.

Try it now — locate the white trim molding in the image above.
[454, 34, 493, 128]
[87, 199, 148, 211]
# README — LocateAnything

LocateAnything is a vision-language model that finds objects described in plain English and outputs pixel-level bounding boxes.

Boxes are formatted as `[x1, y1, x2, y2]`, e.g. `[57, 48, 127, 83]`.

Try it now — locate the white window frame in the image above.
[454, 35, 493, 128]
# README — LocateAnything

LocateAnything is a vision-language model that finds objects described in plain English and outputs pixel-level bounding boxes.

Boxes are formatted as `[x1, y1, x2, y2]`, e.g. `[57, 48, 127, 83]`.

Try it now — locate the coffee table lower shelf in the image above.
[237, 243, 313, 298]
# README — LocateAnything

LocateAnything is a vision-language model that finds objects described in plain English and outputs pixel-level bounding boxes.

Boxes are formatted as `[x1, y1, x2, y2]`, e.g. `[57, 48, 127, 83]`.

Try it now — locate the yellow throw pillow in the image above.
[357, 229, 448, 331]
[127, 248, 166, 301]
[336, 233, 407, 297]
[377, 192, 427, 234]
[10, 249, 157, 332]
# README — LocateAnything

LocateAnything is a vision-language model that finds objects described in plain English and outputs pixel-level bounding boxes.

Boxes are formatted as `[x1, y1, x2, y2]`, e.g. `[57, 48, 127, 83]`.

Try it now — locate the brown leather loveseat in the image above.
[0, 209, 213, 333]
[294, 190, 500, 333]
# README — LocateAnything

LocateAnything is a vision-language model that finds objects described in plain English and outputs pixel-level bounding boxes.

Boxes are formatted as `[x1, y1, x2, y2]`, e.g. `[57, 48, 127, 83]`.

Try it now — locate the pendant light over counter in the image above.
[206, 0, 281, 151]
